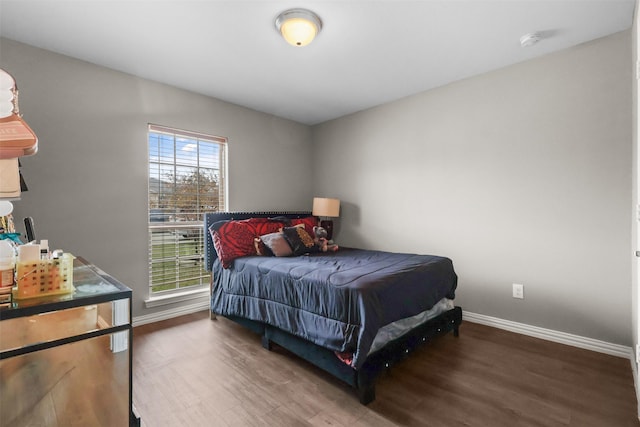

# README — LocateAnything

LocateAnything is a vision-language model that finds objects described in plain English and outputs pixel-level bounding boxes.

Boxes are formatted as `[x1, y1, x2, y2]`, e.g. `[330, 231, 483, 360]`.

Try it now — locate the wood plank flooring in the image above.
[133, 311, 639, 426]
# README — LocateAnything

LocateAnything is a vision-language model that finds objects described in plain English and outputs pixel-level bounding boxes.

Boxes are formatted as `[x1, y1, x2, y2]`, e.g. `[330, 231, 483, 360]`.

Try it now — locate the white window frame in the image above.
[147, 124, 227, 299]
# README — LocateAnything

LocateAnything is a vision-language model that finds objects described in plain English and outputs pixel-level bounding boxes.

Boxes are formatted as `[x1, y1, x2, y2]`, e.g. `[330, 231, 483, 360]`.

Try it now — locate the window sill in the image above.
[144, 288, 209, 309]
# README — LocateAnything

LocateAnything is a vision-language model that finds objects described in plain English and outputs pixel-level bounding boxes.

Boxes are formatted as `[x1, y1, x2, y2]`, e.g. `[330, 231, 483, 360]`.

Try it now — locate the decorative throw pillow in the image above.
[282, 226, 320, 256]
[260, 232, 293, 257]
[208, 219, 230, 233]
[268, 216, 293, 226]
[211, 221, 255, 268]
[290, 216, 319, 238]
[254, 237, 274, 256]
[246, 217, 287, 236]
[210, 218, 287, 268]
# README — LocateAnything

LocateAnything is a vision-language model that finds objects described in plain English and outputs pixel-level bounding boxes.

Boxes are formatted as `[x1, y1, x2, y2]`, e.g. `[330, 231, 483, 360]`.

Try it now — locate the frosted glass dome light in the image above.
[275, 9, 322, 47]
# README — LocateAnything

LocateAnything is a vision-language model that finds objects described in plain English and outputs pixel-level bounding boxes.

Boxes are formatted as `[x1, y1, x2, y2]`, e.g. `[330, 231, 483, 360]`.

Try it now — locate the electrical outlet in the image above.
[512, 283, 524, 299]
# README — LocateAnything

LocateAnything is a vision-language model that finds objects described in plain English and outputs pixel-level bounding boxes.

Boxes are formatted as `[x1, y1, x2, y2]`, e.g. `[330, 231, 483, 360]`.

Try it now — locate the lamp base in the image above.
[320, 219, 334, 241]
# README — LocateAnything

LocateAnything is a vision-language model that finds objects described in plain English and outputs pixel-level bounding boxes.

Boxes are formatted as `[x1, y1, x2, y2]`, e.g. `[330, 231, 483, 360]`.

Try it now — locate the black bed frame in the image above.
[204, 211, 462, 404]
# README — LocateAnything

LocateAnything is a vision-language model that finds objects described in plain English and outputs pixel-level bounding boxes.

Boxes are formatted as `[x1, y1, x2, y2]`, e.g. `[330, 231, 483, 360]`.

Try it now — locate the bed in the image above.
[204, 211, 462, 404]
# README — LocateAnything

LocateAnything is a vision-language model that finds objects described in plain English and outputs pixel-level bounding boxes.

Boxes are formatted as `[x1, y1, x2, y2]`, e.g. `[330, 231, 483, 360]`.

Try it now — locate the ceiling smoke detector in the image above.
[520, 32, 541, 47]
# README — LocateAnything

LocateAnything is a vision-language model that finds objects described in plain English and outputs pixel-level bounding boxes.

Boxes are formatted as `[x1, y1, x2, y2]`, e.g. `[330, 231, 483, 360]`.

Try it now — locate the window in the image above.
[147, 124, 227, 295]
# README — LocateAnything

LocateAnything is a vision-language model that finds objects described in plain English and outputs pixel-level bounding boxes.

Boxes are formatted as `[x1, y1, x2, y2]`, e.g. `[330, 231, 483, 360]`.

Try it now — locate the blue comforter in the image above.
[211, 247, 457, 369]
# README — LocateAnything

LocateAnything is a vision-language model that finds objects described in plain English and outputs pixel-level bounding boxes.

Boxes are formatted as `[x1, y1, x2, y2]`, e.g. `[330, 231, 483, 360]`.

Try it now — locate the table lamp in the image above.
[312, 197, 340, 240]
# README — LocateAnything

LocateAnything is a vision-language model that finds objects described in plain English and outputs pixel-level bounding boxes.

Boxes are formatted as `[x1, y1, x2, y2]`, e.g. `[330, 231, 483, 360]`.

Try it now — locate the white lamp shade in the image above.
[312, 197, 340, 217]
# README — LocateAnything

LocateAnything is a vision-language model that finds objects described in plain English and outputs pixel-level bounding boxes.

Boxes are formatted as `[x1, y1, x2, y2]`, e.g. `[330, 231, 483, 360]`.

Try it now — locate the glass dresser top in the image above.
[0, 256, 131, 320]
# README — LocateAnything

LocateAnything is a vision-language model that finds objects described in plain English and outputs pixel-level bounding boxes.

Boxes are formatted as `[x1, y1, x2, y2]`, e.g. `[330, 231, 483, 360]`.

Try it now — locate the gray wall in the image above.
[632, 0, 639, 405]
[0, 31, 634, 346]
[312, 31, 633, 345]
[0, 38, 314, 318]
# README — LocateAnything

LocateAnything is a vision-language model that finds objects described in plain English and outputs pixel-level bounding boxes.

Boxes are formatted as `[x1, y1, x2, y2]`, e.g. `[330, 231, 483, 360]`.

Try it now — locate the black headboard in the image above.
[203, 211, 312, 271]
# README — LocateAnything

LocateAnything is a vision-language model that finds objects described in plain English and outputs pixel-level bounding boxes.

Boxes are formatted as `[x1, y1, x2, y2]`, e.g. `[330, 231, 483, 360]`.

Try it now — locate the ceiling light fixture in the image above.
[275, 8, 322, 47]
[520, 32, 541, 47]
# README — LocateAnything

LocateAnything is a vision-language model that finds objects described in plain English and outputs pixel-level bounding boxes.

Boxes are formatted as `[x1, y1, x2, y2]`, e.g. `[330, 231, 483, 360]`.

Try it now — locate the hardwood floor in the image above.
[133, 311, 639, 426]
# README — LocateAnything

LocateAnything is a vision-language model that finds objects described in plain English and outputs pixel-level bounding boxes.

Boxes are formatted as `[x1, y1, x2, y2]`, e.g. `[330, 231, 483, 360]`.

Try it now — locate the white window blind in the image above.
[147, 124, 227, 295]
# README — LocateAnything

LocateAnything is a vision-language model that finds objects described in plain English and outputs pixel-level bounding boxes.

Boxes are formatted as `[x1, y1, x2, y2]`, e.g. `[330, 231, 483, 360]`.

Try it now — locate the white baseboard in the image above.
[463, 311, 632, 359]
[133, 300, 209, 327]
[632, 351, 640, 421]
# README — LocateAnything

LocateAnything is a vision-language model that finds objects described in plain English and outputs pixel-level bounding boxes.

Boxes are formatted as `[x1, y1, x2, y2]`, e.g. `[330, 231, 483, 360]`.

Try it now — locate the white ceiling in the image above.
[0, 0, 636, 125]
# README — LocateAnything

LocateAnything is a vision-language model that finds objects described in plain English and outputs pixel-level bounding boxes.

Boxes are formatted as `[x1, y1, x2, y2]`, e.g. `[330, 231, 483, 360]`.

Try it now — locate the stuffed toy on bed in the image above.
[313, 226, 338, 252]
